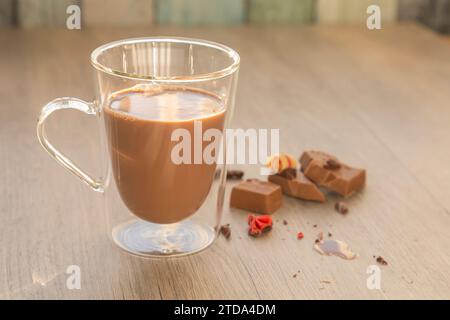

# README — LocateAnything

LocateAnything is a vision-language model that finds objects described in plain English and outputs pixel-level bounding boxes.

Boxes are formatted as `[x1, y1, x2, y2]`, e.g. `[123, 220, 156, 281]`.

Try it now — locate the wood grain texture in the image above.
[83, 0, 153, 27]
[398, 0, 427, 20]
[420, 0, 450, 33]
[248, 0, 314, 23]
[316, 0, 398, 23]
[1, 23, 450, 299]
[0, 0, 14, 26]
[155, 0, 245, 26]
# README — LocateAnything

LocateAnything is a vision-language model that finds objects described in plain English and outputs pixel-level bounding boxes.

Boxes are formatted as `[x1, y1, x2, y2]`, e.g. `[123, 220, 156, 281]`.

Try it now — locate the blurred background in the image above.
[0, 0, 448, 33]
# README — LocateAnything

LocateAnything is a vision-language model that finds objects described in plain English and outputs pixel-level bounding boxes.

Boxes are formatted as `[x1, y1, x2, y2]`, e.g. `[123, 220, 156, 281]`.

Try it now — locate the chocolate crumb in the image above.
[376, 256, 388, 266]
[283, 219, 288, 226]
[324, 159, 341, 170]
[313, 224, 317, 228]
[227, 170, 244, 180]
[334, 201, 349, 214]
[315, 239, 320, 244]
[328, 232, 332, 237]
[219, 224, 231, 239]
[293, 274, 297, 278]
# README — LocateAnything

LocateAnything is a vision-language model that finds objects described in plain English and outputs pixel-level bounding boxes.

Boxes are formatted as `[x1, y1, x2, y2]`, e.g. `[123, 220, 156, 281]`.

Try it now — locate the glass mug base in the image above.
[111, 218, 216, 258]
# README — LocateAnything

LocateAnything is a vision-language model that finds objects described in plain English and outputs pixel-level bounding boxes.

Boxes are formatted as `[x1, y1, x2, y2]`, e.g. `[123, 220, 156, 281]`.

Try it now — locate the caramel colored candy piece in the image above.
[300, 151, 365, 197]
[269, 171, 325, 202]
[230, 179, 282, 214]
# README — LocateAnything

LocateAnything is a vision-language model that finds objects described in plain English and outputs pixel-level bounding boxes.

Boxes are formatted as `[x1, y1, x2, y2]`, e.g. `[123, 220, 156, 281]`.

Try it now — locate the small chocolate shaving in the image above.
[334, 201, 349, 214]
[219, 224, 231, 239]
[283, 219, 288, 226]
[324, 159, 341, 170]
[376, 256, 388, 266]
[328, 232, 332, 237]
[227, 170, 244, 180]
[313, 224, 317, 228]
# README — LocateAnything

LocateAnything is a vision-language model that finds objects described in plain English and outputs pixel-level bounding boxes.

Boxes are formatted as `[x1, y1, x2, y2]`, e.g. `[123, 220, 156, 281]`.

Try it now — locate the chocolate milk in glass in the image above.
[103, 86, 225, 224]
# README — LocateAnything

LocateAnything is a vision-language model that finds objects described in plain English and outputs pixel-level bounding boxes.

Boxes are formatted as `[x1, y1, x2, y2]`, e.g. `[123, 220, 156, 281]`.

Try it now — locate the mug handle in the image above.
[37, 97, 104, 192]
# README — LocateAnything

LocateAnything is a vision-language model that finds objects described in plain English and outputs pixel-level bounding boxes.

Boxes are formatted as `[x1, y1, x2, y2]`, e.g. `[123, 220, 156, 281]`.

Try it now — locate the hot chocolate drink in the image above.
[103, 86, 225, 224]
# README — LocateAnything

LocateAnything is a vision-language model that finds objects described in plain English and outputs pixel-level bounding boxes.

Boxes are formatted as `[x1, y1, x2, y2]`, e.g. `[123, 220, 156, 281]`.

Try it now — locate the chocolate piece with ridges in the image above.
[300, 151, 365, 197]
[268, 171, 325, 202]
[230, 179, 282, 214]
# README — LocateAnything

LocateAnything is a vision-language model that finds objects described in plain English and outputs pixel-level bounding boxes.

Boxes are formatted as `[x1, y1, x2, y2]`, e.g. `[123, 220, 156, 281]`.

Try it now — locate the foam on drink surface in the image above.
[108, 86, 224, 122]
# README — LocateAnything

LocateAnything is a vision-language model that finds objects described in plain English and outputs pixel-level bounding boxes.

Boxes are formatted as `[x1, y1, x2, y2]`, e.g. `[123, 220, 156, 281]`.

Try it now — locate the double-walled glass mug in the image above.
[37, 37, 240, 258]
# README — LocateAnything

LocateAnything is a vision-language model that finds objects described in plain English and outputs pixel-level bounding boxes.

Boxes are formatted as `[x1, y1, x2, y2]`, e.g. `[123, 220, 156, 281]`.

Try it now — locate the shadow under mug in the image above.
[37, 37, 240, 258]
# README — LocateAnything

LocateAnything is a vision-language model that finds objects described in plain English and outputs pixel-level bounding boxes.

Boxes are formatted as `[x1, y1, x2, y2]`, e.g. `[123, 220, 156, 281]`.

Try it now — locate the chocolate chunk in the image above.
[268, 171, 325, 202]
[283, 219, 288, 225]
[230, 179, 282, 214]
[300, 151, 365, 197]
[324, 159, 341, 170]
[220, 224, 231, 239]
[215, 169, 244, 180]
[278, 168, 297, 179]
[334, 201, 349, 214]
[376, 256, 388, 266]
[227, 170, 244, 180]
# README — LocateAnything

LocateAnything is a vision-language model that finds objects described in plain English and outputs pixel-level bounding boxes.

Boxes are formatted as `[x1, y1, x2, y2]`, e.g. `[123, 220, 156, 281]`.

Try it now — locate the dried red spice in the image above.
[297, 232, 304, 239]
[247, 214, 273, 237]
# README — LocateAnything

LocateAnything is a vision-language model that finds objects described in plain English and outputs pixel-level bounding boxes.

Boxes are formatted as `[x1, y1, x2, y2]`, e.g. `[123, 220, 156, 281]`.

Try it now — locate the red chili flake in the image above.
[297, 232, 304, 239]
[248, 214, 273, 237]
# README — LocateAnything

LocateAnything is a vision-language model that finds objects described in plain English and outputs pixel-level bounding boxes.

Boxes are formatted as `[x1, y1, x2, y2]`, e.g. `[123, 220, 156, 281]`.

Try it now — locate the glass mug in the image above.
[37, 37, 240, 258]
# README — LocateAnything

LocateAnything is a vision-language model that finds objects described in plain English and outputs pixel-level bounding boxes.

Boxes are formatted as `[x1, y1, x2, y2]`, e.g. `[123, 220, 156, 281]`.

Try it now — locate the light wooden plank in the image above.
[1, 24, 450, 299]
[420, 0, 450, 33]
[83, 0, 153, 27]
[156, 0, 245, 25]
[0, 0, 14, 26]
[397, 0, 427, 20]
[17, 0, 80, 28]
[316, 0, 398, 23]
[248, 0, 314, 23]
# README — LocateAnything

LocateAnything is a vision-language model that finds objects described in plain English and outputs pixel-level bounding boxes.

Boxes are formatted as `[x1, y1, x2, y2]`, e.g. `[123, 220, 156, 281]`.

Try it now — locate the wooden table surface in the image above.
[1, 23, 450, 300]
